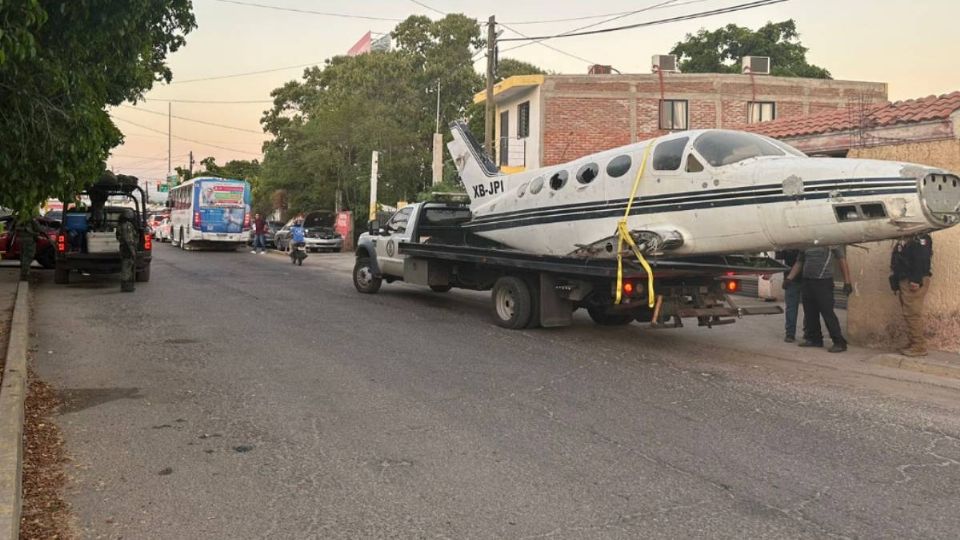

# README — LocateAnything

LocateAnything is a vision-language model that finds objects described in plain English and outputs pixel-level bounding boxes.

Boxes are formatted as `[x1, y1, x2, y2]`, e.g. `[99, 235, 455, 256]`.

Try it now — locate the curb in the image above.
[0, 281, 29, 540]
[863, 352, 960, 380]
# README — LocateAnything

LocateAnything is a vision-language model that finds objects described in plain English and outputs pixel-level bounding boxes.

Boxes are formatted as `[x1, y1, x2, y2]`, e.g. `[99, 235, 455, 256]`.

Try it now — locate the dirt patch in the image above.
[20, 365, 73, 539]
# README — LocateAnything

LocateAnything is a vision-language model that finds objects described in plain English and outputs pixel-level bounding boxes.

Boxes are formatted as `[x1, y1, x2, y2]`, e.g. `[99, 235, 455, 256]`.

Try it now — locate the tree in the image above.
[0, 1, 196, 218]
[496, 58, 546, 82]
[670, 20, 830, 79]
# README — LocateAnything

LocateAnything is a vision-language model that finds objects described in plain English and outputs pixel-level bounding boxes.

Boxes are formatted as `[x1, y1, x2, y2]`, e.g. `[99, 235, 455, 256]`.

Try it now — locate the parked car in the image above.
[0, 215, 62, 269]
[247, 220, 282, 248]
[274, 212, 342, 253]
[153, 217, 173, 243]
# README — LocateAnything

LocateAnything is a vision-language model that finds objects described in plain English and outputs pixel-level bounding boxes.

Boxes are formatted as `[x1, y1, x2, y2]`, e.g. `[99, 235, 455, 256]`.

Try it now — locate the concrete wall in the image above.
[494, 86, 541, 171]
[538, 73, 887, 166]
[846, 139, 960, 352]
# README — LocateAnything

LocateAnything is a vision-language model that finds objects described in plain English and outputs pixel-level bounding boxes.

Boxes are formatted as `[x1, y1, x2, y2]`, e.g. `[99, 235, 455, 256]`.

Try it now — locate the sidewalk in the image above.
[0, 269, 21, 374]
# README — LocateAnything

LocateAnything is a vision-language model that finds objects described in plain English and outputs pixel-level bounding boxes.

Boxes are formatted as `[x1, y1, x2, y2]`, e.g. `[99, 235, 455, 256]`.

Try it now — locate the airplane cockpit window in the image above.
[606, 155, 632, 177]
[529, 176, 545, 194]
[652, 137, 689, 171]
[693, 131, 785, 167]
[576, 163, 599, 184]
[549, 170, 569, 191]
[686, 154, 704, 173]
[762, 136, 807, 157]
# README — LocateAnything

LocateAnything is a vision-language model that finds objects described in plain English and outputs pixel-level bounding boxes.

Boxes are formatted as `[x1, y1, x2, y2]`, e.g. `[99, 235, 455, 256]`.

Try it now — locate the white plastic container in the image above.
[86, 231, 119, 253]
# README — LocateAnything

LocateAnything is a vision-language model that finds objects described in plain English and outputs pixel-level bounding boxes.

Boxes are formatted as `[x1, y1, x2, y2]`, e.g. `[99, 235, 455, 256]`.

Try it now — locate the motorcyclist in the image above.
[289, 218, 306, 264]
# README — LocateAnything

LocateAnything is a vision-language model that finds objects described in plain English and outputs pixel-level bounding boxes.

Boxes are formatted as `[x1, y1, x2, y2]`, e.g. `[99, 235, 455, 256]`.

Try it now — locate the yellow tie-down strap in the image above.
[616, 139, 656, 307]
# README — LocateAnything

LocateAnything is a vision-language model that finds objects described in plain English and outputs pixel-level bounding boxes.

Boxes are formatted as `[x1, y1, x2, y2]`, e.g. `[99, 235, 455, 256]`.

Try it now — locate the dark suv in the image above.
[54, 176, 153, 284]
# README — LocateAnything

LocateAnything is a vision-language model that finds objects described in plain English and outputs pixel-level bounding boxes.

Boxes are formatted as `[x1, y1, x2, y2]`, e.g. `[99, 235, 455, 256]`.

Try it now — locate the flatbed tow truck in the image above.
[354, 199, 783, 329]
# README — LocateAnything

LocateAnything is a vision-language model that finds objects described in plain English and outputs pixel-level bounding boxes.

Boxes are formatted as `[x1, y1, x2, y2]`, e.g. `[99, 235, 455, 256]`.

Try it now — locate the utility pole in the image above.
[368, 151, 379, 224]
[167, 102, 172, 175]
[432, 80, 443, 186]
[484, 15, 496, 157]
[188, 151, 195, 177]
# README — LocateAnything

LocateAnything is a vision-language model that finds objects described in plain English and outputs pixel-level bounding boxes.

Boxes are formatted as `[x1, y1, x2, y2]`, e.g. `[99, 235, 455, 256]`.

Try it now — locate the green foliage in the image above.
[670, 20, 831, 79]
[0, 0, 196, 218]
[496, 58, 546, 81]
[260, 14, 490, 217]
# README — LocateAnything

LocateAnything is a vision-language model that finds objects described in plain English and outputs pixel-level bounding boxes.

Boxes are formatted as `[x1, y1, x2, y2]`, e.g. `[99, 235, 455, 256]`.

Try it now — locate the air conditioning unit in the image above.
[742, 56, 771, 75]
[651, 54, 679, 73]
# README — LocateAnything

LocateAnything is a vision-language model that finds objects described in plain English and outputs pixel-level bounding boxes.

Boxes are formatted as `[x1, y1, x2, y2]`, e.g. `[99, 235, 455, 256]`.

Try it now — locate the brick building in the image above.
[476, 72, 888, 173]
[747, 92, 960, 353]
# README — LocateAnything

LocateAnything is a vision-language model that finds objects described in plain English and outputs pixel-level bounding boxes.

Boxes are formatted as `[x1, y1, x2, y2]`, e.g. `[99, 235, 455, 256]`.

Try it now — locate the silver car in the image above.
[275, 212, 343, 253]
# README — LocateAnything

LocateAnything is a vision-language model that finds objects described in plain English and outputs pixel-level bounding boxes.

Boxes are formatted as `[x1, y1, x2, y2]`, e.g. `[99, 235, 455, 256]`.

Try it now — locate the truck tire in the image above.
[429, 285, 452, 293]
[491, 276, 533, 329]
[353, 257, 382, 294]
[135, 266, 151, 282]
[587, 306, 634, 326]
[54, 264, 69, 284]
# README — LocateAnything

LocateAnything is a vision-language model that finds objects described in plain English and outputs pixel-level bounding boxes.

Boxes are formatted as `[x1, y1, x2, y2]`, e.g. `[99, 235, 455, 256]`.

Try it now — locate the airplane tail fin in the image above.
[447, 120, 502, 207]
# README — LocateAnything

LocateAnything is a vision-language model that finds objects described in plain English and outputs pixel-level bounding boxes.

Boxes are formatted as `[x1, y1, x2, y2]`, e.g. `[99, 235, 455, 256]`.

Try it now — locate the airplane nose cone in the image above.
[920, 172, 960, 227]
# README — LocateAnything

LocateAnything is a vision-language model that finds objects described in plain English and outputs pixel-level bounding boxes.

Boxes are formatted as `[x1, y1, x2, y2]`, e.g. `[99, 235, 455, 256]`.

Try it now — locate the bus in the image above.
[168, 176, 251, 249]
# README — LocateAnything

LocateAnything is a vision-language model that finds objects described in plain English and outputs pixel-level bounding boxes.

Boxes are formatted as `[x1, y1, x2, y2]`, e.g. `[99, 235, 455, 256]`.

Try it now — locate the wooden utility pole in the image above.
[368, 151, 379, 223]
[167, 102, 172, 175]
[484, 15, 496, 156]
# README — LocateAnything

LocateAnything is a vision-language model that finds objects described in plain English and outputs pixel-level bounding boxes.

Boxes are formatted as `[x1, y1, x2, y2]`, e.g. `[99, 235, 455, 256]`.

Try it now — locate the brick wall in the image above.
[537, 74, 887, 166]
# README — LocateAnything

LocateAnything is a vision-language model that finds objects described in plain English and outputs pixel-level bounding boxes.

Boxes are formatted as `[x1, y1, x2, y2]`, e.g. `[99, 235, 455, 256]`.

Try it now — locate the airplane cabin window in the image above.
[517, 182, 528, 197]
[693, 131, 785, 167]
[576, 163, 600, 184]
[652, 137, 689, 171]
[686, 154, 704, 173]
[529, 176, 545, 194]
[606, 155, 632, 177]
[549, 170, 569, 191]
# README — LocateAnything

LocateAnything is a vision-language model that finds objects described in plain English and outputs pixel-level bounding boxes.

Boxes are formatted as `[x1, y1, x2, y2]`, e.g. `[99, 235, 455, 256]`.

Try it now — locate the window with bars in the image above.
[518, 101, 530, 139]
[748, 101, 776, 123]
[659, 99, 688, 130]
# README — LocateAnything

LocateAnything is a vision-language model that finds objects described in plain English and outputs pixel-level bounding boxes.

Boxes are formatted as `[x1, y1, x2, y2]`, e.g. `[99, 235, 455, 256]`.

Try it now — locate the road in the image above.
[33, 245, 960, 539]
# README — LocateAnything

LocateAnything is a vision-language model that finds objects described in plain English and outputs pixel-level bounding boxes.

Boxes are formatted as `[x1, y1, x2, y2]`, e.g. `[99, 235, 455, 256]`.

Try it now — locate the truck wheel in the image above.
[491, 276, 533, 329]
[36, 247, 56, 269]
[587, 306, 634, 326]
[429, 285, 452, 293]
[135, 266, 151, 282]
[353, 257, 382, 294]
[54, 264, 69, 284]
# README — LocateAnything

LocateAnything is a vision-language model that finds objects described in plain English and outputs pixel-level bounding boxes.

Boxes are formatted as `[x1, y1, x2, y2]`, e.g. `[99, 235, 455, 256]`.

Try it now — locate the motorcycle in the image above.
[290, 242, 307, 266]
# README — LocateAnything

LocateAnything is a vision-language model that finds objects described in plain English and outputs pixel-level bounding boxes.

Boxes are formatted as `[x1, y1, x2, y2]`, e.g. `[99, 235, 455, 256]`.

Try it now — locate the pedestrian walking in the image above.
[251, 213, 267, 254]
[785, 246, 853, 353]
[890, 233, 933, 357]
[776, 249, 803, 343]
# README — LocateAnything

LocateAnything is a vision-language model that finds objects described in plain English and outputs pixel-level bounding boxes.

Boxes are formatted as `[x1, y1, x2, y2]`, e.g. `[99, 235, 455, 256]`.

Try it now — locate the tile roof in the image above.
[744, 91, 960, 139]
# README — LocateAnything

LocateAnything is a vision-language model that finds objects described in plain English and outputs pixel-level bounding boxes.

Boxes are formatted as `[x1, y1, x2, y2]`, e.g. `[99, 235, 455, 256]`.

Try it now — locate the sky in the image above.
[109, 0, 960, 186]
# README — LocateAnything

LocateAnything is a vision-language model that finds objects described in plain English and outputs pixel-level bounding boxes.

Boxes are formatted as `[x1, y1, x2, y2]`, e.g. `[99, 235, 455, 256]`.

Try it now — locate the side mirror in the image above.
[378, 228, 388, 236]
[368, 220, 381, 235]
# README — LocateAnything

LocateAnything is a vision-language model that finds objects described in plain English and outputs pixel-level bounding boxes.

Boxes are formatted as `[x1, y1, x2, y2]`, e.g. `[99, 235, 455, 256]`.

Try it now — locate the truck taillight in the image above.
[622, 280, 636, 296]
[56, 234, 66, 253]
[144, 233, 152, 251]
[242, 212, 251, 230]
[725, 279, 739, 293]
[193, 212, 201, 227]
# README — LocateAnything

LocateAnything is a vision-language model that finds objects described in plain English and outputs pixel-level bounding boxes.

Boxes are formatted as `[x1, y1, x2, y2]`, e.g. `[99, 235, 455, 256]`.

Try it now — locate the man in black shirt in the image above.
[890, 234, 933, 356]
[776, 249, 802, 343]
[785, 246, 853, 353]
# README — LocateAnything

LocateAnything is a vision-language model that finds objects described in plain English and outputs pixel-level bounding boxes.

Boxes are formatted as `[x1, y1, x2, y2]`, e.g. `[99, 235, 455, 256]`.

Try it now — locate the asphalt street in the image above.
[32, 245, 960, 539]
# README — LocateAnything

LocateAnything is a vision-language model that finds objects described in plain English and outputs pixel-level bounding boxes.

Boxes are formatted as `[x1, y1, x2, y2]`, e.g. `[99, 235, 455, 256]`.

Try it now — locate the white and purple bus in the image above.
[168, 176, 252, 250]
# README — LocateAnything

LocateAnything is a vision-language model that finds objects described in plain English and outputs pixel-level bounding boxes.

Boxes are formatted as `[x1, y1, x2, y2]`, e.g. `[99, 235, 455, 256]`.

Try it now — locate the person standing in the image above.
[251, 213, 267, 254]
[15, 215, 40, 282]
[785, 245, 853, 353]
[776, 249, 802, 343]
[890, 233, 933, 357]
[117, 208, 138, 293]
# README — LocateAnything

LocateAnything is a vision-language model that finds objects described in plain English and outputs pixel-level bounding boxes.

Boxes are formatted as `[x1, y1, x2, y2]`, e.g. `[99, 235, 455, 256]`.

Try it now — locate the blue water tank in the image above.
[65, 212, 88, 232]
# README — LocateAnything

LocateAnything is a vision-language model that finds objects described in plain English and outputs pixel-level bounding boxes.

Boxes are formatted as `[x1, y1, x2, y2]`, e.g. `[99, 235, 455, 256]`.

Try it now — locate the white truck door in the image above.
[376, 206, 414, 276]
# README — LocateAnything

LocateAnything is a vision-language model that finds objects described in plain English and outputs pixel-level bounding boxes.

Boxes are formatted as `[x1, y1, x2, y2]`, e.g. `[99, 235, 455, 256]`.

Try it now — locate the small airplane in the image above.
[447, 121, 960, 258]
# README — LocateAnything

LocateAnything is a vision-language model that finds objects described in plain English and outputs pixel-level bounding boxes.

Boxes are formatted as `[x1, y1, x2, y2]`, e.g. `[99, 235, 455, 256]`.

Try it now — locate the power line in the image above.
[408, 0, 446, 16]
[120, 105, 264, 134]
[112, 117, 264, 157]
[212, 0, 404, 21]
[497, 23, 599, 66]
[499, 0, 787, 43]
[500, 0, 717, 24]
[167, 60, 323, 84]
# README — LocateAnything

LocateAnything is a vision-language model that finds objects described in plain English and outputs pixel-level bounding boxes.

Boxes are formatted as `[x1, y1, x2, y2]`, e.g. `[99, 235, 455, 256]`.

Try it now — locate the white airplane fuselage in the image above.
[447, 124, 960, 257]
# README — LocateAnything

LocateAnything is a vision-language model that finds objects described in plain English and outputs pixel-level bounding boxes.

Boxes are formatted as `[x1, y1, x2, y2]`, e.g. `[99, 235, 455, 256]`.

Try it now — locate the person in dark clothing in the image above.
[117, 208, 138, 292]
[889, 233, 933, 357]
[776, 249, 802, 343]
[251, 213, 267, 254]
[785, 246, 853, 353]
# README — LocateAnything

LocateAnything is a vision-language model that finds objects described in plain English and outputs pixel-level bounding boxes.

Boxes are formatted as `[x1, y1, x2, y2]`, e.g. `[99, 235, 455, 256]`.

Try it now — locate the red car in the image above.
[0, 215, 60, 269]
